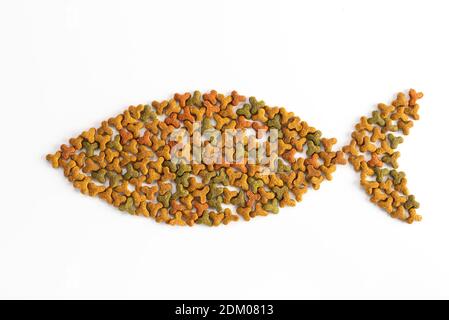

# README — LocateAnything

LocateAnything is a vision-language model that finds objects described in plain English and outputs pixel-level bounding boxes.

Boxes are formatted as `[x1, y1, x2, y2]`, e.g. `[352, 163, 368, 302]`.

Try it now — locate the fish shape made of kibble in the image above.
[46, 89, 423, 226]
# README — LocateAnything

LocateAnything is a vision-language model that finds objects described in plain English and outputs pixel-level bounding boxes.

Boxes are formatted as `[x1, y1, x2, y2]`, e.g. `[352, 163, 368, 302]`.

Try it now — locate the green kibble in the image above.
[196, 211, 212, 226]
[267, 114, 281, 130]
[236, 103, 252, 119]
[119, 197, 135, 215]
[123, 163, 139, 180]
[306, 130, 322, 146]
[82, 141, 99, 157]
[208, 196, 223, 211]
[107, 135, 123, 152]
[188, 90, 202, 107]
[211, 168, 229, 186]
[91, 169, 107, 184]
[249, 96, 265, 114]
[163, 160, 178, 173]
[404, 195, 420, 210]
[157, 192, 172, 208]
[374, 167, 390, 183]
[175, 173, 190, 188]
[173, 184, 189, 200]
[381, 152, 400, 169]
[207, 184, 223, 199]
[177, 163, 192, 176]
[306, 141, 321, 157]
[388, 133, 404, 149]
[368, 110, 386, 126]
[389, 169, 405, 185]
[202, 117, 213, 132]
[140, 104, 157, 122]
[277, 159, 291, 173]
[248, 177, 264, 193]
[230, 190, 246, 207]
[263, 199, 279, 214]
[272, 186, 288, 200]
[106, 171, 123, 188]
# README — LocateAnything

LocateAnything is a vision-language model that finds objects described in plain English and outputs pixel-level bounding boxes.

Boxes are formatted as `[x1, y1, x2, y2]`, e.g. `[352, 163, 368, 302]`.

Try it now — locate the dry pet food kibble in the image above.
[343, 89, 423, 224]
[46, 89, 423, 226]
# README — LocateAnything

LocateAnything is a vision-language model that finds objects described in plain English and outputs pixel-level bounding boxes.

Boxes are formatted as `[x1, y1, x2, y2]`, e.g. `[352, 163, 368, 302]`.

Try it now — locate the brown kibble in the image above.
[46, 151, 61, 168]
[355, 116, 373, 132]
[174, 92, 191, 108]
[119, 128, 133, 145]
[81, 128, 96, 144]
[367, 153, 383, 168]
[61, 144, 76, 160]
[70, 136, 84, 150]
[237, 207, 252, 221]
[333, 151, 347, 165]
[408, 89, 423, 106]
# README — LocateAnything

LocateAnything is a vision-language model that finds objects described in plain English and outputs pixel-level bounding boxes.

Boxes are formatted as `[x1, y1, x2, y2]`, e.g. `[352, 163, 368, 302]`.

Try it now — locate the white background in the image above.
[0, 0, 448, 299]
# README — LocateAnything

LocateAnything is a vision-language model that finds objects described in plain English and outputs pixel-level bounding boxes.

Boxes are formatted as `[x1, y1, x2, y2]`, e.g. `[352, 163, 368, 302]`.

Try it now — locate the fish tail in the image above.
[342, 89, 423, 223]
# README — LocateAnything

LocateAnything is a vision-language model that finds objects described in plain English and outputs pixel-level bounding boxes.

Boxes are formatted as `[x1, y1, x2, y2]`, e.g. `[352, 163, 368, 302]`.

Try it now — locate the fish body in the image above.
[46, 89, 422, 225]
